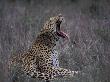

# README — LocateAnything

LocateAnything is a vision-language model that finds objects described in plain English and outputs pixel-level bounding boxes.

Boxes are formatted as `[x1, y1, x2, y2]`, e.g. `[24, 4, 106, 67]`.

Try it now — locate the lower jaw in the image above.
[57, 31, 68, 39]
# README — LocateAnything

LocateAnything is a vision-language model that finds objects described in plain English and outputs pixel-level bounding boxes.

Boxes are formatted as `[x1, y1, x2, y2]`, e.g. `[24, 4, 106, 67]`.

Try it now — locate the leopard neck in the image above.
[34, 31, 59, 49]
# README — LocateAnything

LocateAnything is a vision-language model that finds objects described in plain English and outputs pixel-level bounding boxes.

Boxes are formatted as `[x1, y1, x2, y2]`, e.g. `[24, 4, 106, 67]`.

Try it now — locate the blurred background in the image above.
[0, 0, 110, 82]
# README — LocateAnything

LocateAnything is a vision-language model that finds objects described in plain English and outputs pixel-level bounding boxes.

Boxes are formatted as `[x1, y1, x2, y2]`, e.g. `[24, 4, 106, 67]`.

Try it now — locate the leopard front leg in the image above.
[52, 67, 79, 78]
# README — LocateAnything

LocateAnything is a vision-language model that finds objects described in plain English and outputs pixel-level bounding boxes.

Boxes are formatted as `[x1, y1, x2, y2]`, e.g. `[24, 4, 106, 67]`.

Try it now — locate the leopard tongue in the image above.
[57, 31, 69, 39]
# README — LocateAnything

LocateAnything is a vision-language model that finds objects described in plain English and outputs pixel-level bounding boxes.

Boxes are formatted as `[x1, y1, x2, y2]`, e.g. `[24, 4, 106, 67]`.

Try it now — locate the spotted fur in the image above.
[9, 14, 79, 82]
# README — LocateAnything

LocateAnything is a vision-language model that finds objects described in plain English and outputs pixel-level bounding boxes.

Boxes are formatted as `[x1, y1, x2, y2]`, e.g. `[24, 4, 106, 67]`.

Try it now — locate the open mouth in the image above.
[56, 19, 68, 39]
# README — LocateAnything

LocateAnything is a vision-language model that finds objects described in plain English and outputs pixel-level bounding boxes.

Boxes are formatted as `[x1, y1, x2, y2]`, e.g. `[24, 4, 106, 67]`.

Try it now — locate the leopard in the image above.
[9, 14, 79, 82]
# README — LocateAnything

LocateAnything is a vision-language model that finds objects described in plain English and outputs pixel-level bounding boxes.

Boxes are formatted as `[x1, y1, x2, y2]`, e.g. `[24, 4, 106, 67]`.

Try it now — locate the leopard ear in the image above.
[58, 13, 62, 17]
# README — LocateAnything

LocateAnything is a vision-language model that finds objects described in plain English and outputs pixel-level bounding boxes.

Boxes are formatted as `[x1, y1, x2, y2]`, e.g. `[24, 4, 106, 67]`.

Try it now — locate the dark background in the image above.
[0, 0, 110, 82]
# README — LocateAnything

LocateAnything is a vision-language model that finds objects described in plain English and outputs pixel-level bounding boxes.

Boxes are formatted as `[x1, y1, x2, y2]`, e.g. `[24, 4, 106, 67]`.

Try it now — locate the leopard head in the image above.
[41, 14, 68, 39]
